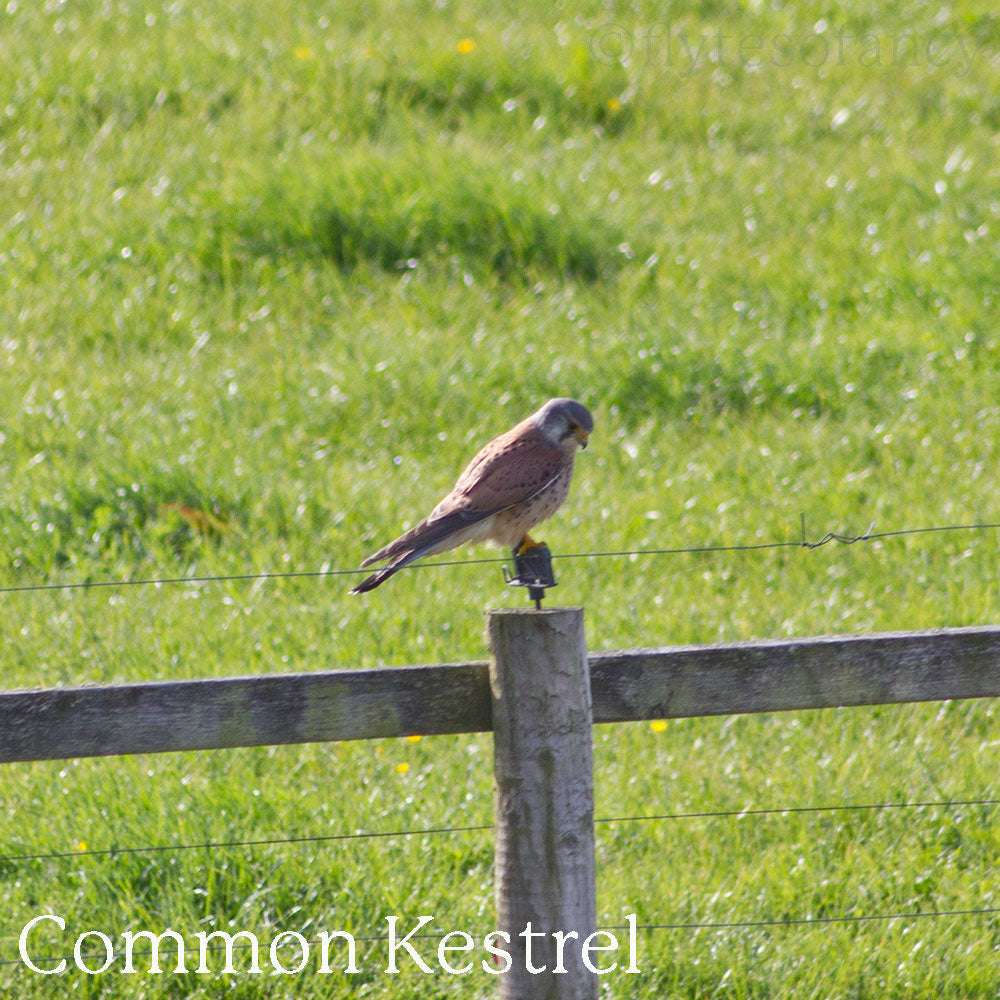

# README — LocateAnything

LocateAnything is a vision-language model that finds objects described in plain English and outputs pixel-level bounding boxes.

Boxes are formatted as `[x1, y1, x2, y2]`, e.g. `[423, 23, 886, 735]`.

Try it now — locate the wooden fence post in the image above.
[487, 607, 597, 1000]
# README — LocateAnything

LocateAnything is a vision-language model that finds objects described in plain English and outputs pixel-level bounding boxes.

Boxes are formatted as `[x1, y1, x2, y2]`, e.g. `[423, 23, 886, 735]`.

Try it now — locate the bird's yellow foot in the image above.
[514, 535, 546, 557]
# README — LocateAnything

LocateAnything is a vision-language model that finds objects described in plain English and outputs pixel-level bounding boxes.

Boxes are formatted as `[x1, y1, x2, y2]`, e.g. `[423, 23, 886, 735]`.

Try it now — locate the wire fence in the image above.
[4, 791, 999, 963]
[3, 519, 1000, 981]
[2, 795, 997, 966]
[4, 789, 998, 966]
[6, 907, 1000, 971]
[2, 517, 1000, 596]
[3, 795, 998, 866]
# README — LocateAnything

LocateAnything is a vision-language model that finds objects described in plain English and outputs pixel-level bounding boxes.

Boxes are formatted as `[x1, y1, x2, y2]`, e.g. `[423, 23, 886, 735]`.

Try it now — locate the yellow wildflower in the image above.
[457, 38, 476, 53]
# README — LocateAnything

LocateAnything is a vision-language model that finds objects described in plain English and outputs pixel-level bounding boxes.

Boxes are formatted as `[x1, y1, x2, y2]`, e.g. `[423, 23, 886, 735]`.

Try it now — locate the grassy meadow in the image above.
[2, 0, 1000, 995]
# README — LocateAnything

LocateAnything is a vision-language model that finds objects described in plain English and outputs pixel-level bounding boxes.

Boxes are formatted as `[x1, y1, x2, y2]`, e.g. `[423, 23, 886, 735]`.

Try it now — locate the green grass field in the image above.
[3, 0, 1000, 995]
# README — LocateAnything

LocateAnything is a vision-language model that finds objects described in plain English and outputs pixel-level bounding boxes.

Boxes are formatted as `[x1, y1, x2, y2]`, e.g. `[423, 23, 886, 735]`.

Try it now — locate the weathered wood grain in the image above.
[0, 662, 492, 763]
[2, 625, 999, 763]
[589, 625, 1000, 723]
[489, 607, 597, 999]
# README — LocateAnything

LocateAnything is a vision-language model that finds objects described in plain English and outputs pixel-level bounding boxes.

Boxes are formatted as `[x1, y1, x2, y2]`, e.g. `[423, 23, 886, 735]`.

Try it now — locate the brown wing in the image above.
[360, 422, 563, 568]
[441, 423, 564, 517]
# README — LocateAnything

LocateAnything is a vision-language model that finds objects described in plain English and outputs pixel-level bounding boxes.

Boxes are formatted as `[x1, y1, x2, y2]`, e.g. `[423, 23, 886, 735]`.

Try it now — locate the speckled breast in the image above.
[491, 462, 574, 547]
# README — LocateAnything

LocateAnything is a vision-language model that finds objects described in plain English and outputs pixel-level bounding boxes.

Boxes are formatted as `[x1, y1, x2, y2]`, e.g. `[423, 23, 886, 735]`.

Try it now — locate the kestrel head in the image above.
[530, 398, 593, 450]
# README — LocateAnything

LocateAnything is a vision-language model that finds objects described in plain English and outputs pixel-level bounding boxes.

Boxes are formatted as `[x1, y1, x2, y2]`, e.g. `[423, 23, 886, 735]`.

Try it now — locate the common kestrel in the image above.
[351, 398, 593, 593]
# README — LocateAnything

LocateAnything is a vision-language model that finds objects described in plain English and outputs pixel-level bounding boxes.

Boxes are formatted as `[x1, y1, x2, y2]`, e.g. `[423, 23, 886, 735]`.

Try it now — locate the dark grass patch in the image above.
[606, 341, 914, 426]
[609, 359, 838, 424]
[0, 66, 241, 141]
[197, 148, 632, 283]
[66, 83, 238, 132]
[365, 42, 632, 135]
[2, 474, 243, 579]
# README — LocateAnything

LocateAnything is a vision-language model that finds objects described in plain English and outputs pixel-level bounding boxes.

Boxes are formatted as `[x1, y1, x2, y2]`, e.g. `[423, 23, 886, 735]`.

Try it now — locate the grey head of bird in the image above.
[530, 398, 594, 449]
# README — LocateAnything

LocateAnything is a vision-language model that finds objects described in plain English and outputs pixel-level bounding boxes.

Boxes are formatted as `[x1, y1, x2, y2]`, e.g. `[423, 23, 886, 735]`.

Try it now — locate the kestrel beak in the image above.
[573, 427, 590, 449]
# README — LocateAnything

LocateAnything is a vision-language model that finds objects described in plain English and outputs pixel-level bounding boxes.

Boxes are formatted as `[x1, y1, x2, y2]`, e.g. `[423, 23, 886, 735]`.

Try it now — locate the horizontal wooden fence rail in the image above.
[3, 624, 1000, 764]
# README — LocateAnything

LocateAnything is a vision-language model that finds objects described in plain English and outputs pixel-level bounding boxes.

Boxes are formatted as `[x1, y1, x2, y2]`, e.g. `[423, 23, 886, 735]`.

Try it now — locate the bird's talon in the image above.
[515, 536, 546, 556]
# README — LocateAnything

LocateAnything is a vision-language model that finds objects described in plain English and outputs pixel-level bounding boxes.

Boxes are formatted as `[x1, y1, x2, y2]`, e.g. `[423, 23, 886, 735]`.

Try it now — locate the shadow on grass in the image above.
[608, 341, 912, 425]
[198, 149, 633, 284]
[366, 42, 633, 137]
[3, 473, 243, 577]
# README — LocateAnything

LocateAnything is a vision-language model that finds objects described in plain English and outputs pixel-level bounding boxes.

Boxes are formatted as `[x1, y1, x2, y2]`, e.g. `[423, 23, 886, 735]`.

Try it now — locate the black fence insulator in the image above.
[504, 543, 558, 609]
